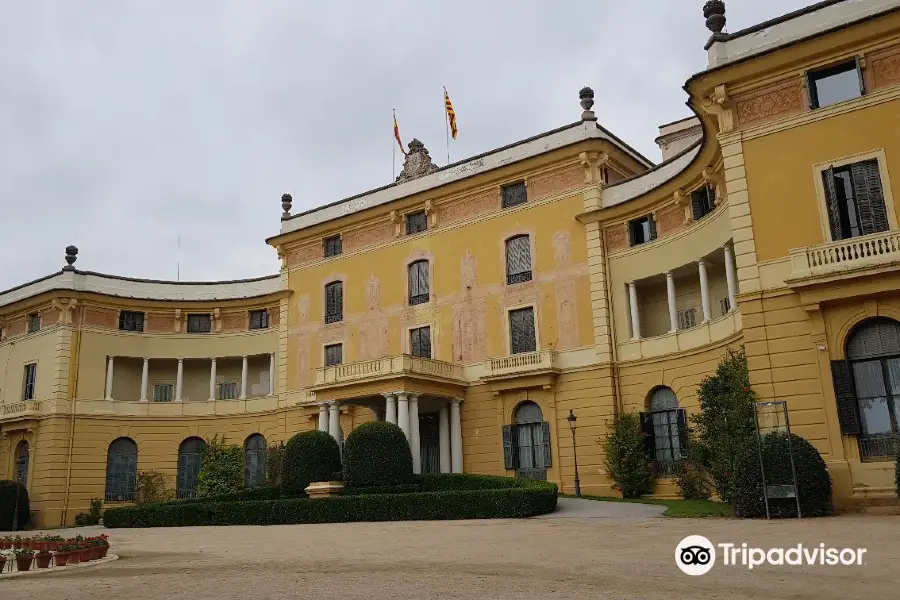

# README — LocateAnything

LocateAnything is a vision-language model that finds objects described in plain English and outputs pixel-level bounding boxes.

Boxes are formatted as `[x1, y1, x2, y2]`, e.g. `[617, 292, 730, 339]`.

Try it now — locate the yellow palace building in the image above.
[4, 0, 900, 527]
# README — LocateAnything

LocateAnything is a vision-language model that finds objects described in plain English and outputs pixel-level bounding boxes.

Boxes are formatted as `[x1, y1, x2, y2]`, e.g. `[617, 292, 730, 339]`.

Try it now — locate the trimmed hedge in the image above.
[343, 484, 420, 496]
[176, 486, 284, 504]
[283, 431, 342, 496]
[103, 475, 558, 528]
[344, 422, 414, 487]
[0, 480, 30, 531]
[732, 432, 833, 518]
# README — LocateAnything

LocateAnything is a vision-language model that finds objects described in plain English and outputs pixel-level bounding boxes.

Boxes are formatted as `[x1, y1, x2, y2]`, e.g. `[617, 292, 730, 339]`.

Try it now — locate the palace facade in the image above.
[4, 0, 900, 526]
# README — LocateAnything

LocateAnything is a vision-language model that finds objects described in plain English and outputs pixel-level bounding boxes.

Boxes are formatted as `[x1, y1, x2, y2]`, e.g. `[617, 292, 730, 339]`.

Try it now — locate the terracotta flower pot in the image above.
[67, 551, 80, 565]
[0, 557, 7, 573]
[16, 556, 33, 572]
[79, 547, 92, 562]
[55, 551, 70, 567]
[99, 546, 109, 558]
[36, 554, 52, 569]
[89, 547, 101, 561]
[34, 542, 45, 551]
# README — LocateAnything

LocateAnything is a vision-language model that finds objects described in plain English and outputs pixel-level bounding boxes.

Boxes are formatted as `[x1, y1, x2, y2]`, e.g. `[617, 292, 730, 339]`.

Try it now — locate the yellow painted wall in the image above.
[0, 327, 60, 406]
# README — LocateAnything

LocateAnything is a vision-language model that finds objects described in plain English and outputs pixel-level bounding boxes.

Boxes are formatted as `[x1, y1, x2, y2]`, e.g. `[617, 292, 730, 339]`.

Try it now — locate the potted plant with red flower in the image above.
[14, 548, 35, 572]
[0, 553, 7, 573]
[56, 544, 76, 566]
[35, 548, 52, 569]
[78, 543, 92, 562]
[97, 534, 110, 558]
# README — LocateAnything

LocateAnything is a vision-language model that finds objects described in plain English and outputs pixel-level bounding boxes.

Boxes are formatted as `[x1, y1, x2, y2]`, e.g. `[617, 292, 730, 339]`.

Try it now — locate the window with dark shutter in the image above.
[408, 260, 430, 305]
[23, 363, 36, 400]
[323, 235, 342, 258]
[505, 235, 532, 285]
[324, 343, 343, 366]
[249, 309, 269, 330]
[511, 401, 548, 480]
[502, 182, 527, 209]
[691, 185, 715, 221]
[822, 159, 888, 241]
[27, 314, 40, 333]
[325, 281, 343, 324]
[509, 307, 536, 354]
[831, 360, 861, 435]
[187, 314, 211, 333]
[808, 59, 864, 109]
[405, 211, 427, 234]
[628, 215, 656, 246]
[645, 387, 683, 477]
[119, 311, 145, 332]
[409, 326, 432, 358]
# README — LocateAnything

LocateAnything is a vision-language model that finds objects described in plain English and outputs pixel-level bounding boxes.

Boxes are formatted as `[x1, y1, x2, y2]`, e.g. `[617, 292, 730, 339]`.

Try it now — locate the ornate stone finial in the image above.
[579, 87, 597, 121]
[704, 0, 726, 35]
[395, 139, 439, 183]
[281, 193, 293, 219]
[63, 245, 78, 271]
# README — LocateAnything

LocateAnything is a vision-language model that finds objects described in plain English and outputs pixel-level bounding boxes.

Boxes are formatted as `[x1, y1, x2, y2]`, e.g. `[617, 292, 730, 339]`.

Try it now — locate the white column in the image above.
[140, 358, 149, 402]
[439, 403, 451, 474]
[328, 402, 340, 439]
[397, 392, 410, 439]
[409, 394, 421, 474]
[627, 282, 641, 340]
[268, 353, 275, 396]
[724, 243, 738, 312]
[240, 356, 248, 399]
[450, 399, 463, 473]
[665, 271, 678, 333]
[104, 356, 115, 400]
[698, 259, 712, 323]
[175, 358, 184, 402]
[318, 403, 328, 432]
[384, 393, 397, 424]
[208, 358, 217, 401]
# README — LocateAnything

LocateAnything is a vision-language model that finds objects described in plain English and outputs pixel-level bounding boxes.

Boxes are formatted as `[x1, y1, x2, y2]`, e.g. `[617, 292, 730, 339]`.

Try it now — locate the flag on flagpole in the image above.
[393, 109, 406, 155]
[444, 87, 458, 139]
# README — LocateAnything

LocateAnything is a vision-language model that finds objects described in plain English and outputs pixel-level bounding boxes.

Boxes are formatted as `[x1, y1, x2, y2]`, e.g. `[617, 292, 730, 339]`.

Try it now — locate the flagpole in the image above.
[393, 109, 396, 180]
[443, 86, 450, 165]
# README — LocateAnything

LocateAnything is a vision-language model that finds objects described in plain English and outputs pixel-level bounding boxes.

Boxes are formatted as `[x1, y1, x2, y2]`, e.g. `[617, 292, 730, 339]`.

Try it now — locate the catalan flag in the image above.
[393, 109, 406, 155]
[444, 87, 458, 140]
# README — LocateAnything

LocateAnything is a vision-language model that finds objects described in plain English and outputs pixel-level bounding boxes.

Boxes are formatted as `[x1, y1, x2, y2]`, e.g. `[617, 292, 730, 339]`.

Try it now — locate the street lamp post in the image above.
[567, 409, 581, 498]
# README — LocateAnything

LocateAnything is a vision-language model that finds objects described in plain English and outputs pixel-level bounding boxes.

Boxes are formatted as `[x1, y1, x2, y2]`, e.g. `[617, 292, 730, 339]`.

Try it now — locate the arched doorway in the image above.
[510, 401, 550, 480]
[844, 318, 900, 460]
[177, 437, 206, 498]
[244, 434, 267, 488]
[15, 441, 29, 487]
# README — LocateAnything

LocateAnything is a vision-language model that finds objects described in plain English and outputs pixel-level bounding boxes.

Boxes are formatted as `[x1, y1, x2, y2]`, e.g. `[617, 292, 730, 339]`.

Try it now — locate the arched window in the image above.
[105, 437, 137, 502]
[837, 318, 900, 460]
[15, 441, 29, 487]
[505, 235, 532, 285]
[177, 437, 206, 499]
[502, 401, 550, 480]
[408, 260, 430, 306]
[244, 434, 267, 488]
[324, 281, 343, 324]
[640, 387, 686, 477]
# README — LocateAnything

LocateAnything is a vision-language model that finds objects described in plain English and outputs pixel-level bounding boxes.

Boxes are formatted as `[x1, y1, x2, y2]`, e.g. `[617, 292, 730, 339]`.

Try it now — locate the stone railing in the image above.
[314, 355, 464, 387]
[484, 350, 559, 378]
[0, 400, 43, 420]
[788, 230, 900, 282]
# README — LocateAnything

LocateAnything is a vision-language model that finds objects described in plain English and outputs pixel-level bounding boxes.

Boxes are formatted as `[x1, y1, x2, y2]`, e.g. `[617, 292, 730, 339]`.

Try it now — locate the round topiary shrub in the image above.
[282, 430, 343, 496]
[344, 421, 413, 487]
[731, 432, 832, 518]
[0, 480, 30, 531]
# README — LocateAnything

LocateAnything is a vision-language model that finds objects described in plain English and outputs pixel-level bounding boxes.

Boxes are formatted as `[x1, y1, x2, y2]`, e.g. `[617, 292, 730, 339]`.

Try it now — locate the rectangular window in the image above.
[405, 211, 427, 234]
[823, 159, 888, 241]
[628, 215, 657, 246]
[677, 308, 697, 331]
[509, 307, 537, 355]
[408, 261, 430, 305]
[154, 383, 174, 402]
[249, 309, 269, 330]
[409, 326, 432, 358]
[27, 314, 40, 333]
[505, 236, 532, 285]
[323, 235, 342, 258]
[119, 311, 145, 332]
[324, 343, 343, 367]
[325, 281, 343, 324]
[691, 185, 715, 221]
[23, 363, 36, 400]
[502, 182, 527, 209]
[186, 314, 212, 333]
[217, 382, 237, 400]
[808, 59, 864, 109]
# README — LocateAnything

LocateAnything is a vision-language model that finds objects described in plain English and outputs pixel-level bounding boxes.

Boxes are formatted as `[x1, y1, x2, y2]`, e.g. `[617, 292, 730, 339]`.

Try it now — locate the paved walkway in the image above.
[535, 497, 667, 519]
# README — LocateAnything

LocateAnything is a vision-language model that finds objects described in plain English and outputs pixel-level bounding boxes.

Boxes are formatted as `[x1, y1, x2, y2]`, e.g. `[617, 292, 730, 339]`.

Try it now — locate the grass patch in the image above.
[561, 494, 734, 518]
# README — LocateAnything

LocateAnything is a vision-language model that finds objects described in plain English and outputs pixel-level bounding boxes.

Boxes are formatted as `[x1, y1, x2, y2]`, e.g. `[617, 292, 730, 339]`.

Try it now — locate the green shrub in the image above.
[195, 434, 245, 498]
[282, 430, 342, 496]
[266, 442, 285, 487]
[344, 422, 414, 488]
[0, 480, 30, 531]
[137, 470, 174, 504]
[74, 497, 104, 526]
[731, 432, 833, 518]
[102, 478, 558, 528]
[690, 347, 757, 504]
[172, 486, 284, 504]
[602, 412, 654, 498]
[674, 461, 711, 500]
[343, 484, 420, 496]
[420, 473, 541, 491]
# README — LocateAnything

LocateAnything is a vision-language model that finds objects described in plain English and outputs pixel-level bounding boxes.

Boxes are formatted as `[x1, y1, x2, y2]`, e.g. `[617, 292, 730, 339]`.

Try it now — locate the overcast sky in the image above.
[0, 1, 812, 290]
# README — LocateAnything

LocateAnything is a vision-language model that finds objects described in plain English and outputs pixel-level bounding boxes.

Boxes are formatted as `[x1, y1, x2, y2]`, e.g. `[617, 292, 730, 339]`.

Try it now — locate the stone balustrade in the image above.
[788, 230, 900, 283]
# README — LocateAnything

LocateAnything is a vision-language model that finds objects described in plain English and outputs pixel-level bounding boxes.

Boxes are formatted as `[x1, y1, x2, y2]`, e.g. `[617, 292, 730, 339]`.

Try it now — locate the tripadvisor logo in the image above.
[675, 535, 867, 575]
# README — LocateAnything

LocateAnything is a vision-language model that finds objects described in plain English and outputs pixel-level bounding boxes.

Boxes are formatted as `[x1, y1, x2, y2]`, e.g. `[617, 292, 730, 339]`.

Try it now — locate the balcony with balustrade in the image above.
[787, 230, 900, 287]
[311, 354, 467, 398]
[0, 400, 43, 424]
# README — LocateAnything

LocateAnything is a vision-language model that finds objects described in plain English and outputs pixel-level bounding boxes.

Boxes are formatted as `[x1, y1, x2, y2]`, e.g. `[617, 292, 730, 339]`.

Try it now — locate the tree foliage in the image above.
[194, 434, 244, 498]
[602, 412, 655, 498]
[344, 422, 414, 488]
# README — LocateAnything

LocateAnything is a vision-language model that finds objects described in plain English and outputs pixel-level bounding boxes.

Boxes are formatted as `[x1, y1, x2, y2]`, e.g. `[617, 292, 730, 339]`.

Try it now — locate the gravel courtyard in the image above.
[3, 502, 898, 599]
